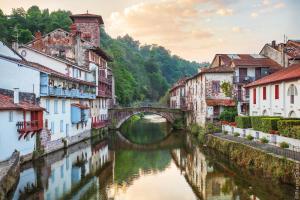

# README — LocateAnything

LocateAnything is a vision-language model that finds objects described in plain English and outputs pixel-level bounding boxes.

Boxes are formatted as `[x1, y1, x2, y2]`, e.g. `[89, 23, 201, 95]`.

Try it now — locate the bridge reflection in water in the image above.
[9, 114, 294, 200]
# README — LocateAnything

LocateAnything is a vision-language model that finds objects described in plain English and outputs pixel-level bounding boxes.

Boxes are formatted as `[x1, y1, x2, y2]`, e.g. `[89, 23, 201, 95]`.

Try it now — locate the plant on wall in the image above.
[220, 81, 233, 97]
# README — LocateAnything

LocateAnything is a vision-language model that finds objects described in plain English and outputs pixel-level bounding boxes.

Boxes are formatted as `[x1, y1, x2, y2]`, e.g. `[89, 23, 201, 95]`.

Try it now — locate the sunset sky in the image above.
[1, 0, 299, 62]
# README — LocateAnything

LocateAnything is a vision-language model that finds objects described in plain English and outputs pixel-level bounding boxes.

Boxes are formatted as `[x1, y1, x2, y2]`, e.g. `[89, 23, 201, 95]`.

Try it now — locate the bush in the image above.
[260, 118, 281, 133]
[235, 116, 252, 129]
[190, 123, 202, 136]
[205, 123, 221, 134]
[260, 137, 269, 144]
[278, 120, 300, 139]
[223, 130, 228, 135]
[246, 134, 254, 141]
[234, 132, 240, 137]
[279, 142, 289, 149]
[220, 107, 237, 122]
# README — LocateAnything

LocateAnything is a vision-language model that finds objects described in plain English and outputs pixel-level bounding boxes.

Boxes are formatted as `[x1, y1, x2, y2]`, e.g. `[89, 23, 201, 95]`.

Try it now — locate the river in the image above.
[9, 114, 295, 200]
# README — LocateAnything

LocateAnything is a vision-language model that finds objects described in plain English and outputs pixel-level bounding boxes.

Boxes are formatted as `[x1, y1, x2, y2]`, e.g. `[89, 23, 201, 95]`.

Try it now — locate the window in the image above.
[60, 120, 64, 133]
[62, 100, 66, 113]
[253, 88, 256, 104]
[9, 111, 13, 122]
[54, 99, 58, 114]
[51, 122, 55, 134]
[263, 87, 266, 100]
[288, 84, 298, 104]
[275, 85, 279, 99]
[212, 81, 220, 93]
[60, 165, 64, 178]
[46, 99, 50, 114]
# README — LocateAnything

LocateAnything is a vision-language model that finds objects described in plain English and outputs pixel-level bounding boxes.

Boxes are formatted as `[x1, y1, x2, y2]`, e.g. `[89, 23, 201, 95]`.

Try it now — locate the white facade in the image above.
[0, 110, 36, 161]
[249, 80, 300, 118]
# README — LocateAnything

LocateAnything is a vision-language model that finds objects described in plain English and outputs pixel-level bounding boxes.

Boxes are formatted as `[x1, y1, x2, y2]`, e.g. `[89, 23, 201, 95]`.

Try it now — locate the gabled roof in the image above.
[169, 77, 188, 92]
[0, 94, 44, 111]
[186, 65, 233, 81]
[245, 63, 300, 88]
[70, 13, 104, 25]
[90, 47, 113, 62]
[285, 40, 300, 59]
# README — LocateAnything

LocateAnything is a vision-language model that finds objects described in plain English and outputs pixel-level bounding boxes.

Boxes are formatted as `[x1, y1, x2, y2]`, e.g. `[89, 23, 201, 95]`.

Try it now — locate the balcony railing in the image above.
[16, 120, 41, 133]
[42, 86, 96, 99]
[233, 76, 255, 84]
[92, 120, 109, 129]
[98, 90, 112, 98]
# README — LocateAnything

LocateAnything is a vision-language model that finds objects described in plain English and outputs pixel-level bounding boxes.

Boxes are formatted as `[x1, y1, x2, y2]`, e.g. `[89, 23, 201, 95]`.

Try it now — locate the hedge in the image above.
[278, 120, 300, 139]
[260, 118, 281, 133]
[250, 116, 281, 132]
[235, 116, 252, 129]
[220, 109, 237, 122]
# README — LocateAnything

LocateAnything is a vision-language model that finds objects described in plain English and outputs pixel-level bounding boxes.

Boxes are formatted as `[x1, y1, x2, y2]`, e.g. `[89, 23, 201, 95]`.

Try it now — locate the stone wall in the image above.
[0, 151, 20, 200]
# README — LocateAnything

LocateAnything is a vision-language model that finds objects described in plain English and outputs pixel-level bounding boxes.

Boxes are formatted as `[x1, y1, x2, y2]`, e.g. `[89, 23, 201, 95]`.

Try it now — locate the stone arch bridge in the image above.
[108, 107, 184, 129]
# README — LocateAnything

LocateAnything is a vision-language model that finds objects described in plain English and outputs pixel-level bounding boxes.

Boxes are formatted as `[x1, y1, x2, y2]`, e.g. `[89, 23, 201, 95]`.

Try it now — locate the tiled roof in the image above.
[206, 99, 236, 106]
[0, 94, 44, 111]
[169, 77, 188, 92]
[201, 65, 234, 73]
[90, 47, 113, 62]
[0, 54, 96, 87]
[245, 63, 300, 88]
[216, 54, 282, 69]
[70, 13, 104, 24]
[285, 40, 300, 58]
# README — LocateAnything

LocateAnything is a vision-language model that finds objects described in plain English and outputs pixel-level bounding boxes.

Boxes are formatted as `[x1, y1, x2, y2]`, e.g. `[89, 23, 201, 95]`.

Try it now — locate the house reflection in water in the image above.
[12, 139, 113, 200]
[172, 135, 245, 200]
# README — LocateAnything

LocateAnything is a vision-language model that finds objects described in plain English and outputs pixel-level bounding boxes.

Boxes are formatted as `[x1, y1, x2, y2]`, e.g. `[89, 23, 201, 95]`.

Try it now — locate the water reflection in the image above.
[10, 114, 294, 200]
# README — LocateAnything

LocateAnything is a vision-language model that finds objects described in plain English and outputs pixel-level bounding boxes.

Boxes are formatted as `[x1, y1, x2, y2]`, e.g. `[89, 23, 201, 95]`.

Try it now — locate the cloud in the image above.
[231, 26, 241, 32]
[251, 12, 258, 18]
[216, 8, 233, 16]
[251, 1, 286, 17]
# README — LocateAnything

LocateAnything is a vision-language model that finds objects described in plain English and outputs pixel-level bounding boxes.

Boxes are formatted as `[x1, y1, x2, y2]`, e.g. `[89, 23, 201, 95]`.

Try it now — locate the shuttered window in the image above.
[263, 87, 266, 100]
[275, 85, 279, 99]
[253, 88, 256, 104]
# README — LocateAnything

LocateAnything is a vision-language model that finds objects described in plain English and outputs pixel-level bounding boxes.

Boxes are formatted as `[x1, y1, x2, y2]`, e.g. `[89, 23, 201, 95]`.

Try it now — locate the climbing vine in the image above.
[220, 81, 233, 97]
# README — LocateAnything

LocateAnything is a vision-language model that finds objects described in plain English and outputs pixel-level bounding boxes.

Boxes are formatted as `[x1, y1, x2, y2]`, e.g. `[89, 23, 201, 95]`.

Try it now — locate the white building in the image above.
[246, 63, 300, 118]
[185, 66, 235, 126]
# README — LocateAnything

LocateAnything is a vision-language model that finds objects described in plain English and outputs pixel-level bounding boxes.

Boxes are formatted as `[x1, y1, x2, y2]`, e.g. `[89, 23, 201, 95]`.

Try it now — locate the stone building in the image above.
[185, 66, 235, 126]
[260, 40, 300, 68]
[169, 77, 187, 109]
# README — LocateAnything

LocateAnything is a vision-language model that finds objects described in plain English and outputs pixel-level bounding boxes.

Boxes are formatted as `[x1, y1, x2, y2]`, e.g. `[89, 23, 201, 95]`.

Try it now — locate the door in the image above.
[239, 68, 247, 83]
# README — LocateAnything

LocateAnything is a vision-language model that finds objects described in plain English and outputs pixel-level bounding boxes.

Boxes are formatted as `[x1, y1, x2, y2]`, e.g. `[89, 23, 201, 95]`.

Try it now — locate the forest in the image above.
[0, 6, 208, 105]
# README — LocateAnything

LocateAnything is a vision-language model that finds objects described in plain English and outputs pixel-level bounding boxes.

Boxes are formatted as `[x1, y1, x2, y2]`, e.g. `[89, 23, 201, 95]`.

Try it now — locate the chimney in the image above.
[34, 31, 43, 50]
[70, 23, 77, 36]
[271, 40, 276, 48]
[13, 88, 19, 104]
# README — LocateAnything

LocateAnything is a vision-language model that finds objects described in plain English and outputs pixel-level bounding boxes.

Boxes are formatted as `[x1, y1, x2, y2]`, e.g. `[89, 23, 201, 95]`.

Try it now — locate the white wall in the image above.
[0, 110, 36, 161]
[0, 58, 40, 96]
[249, 80, 300, 117]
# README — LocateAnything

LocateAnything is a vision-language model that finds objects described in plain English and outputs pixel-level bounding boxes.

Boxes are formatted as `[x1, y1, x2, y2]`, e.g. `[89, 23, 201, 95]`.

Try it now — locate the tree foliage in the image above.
[0, 6, 207, 105]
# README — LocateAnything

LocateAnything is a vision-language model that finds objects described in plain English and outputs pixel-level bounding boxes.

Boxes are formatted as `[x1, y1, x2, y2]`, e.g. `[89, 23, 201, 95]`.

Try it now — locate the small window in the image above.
[62, 100, 66, 113]
[46, 99, 50, 114]
[275, 85, 279, 99]
[51, 122, 55, 134]
[263, 87, 266, 100]
[54, 99, 58, 114]
[253, 88, 257, 104]
[60, 120, 64, 133]
[9, 111, 13, 122]
[288, 84, 297, 104]
[212, 81, 220, 93]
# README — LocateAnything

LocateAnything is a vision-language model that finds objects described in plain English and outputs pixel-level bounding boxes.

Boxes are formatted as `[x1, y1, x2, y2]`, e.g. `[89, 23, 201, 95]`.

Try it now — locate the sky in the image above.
[1, 0, 299, 62]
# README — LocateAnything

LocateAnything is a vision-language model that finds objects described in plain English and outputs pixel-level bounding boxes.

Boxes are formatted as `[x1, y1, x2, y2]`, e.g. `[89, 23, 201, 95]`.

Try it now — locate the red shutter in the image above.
[253, 88, 256, 104]
[275, 85, 279, 99]
[263, 87, 266, 100]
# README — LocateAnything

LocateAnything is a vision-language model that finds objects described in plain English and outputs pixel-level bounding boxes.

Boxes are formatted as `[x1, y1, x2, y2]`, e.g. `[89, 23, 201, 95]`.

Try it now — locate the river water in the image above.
[9, 114, 295, 200]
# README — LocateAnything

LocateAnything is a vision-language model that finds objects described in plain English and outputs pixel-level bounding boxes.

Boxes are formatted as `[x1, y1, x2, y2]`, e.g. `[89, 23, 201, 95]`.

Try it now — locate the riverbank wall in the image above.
[0, 151, 20, 200]
[205, 134, 298, 185]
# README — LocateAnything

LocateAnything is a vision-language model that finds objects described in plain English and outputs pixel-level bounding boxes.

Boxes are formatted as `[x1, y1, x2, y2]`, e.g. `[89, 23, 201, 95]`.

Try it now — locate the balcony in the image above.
[42, 86, 96, 99]
[99, 76, 110, 84]
[233, 76, 255, 84]
[98, 90, 112, 98]
[92, 120, 109, 129]
[16, 120, 41, 133]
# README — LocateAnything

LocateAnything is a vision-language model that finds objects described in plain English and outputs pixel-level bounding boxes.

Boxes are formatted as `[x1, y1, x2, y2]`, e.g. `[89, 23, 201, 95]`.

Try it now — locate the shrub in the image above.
[260, 118, 281, 133]
[278, 120, 300, 139]
[223, 130, 228, 135]
[235, 116, 252, 129]
[190, 123, 201, 136]
[260, 137, 269, 144]
[219, 107, 237, 122]
[250, 116, 264, 131]
[205, 123, 221, 134]
[233, 132, 240, 137]
[279, 142, 289, 149]
[246, 134, 254, 141]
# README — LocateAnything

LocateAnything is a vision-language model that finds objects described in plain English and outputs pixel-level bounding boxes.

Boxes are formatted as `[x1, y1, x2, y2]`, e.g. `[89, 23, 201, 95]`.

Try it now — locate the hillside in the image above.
[0, 6, 208, 105]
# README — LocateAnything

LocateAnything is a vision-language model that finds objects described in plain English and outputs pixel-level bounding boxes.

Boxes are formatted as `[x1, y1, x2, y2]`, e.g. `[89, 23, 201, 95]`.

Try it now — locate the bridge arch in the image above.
[108, 107, 184, 129]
